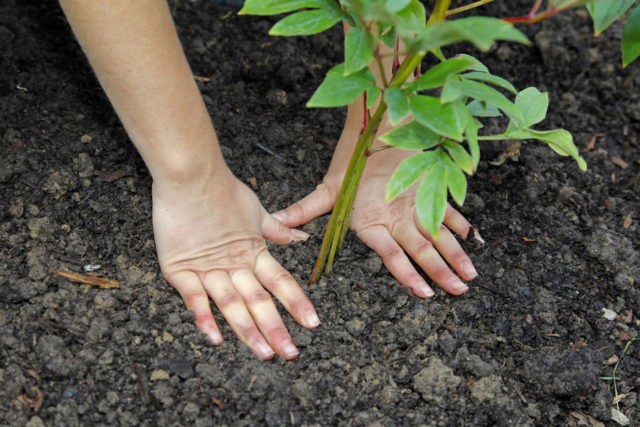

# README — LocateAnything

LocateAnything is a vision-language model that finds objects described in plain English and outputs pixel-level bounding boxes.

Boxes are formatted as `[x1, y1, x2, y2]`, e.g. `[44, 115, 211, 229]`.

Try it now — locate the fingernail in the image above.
[291, 228, 309, 241]
[282, 342, 299, 359]
[473, 228, 486, 246]
[463, 262, 478, 280]
[452, 280, 469, 292]
[207, 330, 223, 346]
[305, 312, 320, 328]
[418, 283, 435, 298]
[273, 211, 287, 222]
[256, 341, 275, 359]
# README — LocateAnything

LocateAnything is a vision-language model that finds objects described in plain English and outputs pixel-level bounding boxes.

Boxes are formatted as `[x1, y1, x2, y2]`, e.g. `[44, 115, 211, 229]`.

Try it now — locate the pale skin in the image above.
[59, 0, 477, 361]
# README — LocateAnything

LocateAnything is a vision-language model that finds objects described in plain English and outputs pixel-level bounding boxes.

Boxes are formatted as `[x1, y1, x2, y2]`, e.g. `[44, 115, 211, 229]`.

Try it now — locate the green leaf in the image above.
[410, 95, 464, 141]
[623, 5, 640, 66]
[467, 100, 501, 117]
[514, 87, 549, 129]
[270, 8, 342, 36]
[386, 151, 438, 201]
[344, 27, 375, 75]
[415, 17, 530, 52]
[381, 26, 397, 47]
[385, 0, 412, 13]
[442, 153, 467, 206]
[444, 78, 524, 125]
[379, 121, 442, 150]
[507, 128, 587, 171]
[441, 76, 464, 103]
[240, 0, 329, 15]
[461, 71, 517, 94]
[444, 140, 473, 175]
[587, 0, 636, 35]
[459, 54, 489, 72]
[466, 118, 481, 171]
[416, 159, 448, 239]
[410, 55, 480, 91]
[307, 64, 373, 107]
[384, 88, 411, 125]
[366, 86, 381, 109]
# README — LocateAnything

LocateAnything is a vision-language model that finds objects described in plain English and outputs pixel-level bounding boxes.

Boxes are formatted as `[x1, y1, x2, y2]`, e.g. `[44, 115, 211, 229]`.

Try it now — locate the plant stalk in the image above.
[310, 0, 450, 284]
[309, 53, 424, 284]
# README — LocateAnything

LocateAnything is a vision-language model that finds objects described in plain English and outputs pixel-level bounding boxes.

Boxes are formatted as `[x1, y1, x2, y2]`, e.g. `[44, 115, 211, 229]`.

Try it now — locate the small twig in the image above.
[51, 268, 121, 289]
[255, 143, 288, 163]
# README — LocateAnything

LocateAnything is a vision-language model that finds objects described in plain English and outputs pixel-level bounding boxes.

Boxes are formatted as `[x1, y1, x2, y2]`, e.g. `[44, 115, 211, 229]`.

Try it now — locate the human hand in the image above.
[273, 119, 479, 298]
[152, 171, 319, 360]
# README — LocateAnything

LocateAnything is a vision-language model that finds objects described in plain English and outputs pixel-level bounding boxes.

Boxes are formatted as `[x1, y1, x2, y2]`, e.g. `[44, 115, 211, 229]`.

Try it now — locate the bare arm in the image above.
[59, 0, 227, 188]
[59, 0, 319, 360]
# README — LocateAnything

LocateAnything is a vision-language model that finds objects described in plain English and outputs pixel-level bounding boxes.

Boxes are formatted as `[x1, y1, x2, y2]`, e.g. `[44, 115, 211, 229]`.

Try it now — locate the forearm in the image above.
[59, 0, 229, 188]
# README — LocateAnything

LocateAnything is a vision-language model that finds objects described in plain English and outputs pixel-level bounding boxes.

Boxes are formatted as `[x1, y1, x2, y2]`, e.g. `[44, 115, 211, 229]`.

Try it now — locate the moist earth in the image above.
[1, 1, 639, 426]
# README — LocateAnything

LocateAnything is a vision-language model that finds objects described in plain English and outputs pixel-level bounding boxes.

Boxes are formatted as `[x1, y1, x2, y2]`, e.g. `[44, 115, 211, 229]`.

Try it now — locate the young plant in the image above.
[239, 0, 639, 283]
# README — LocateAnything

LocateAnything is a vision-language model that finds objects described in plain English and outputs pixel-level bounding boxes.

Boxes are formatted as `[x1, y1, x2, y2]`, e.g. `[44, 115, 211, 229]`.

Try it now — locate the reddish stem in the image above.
[392, 38, 400, 75]
[360, 92, 368, 135]
[502, 0, 557, 24]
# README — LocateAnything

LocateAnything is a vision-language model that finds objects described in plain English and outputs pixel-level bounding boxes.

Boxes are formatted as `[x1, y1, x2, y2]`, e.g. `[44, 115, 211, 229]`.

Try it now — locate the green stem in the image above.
[310, 53, 424, 284]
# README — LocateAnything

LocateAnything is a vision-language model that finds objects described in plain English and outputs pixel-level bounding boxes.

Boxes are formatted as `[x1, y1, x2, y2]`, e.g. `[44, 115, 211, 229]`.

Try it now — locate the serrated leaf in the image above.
[514, 87, 549, 128]
[384, 87, 411, 125]
[623, 5, 640, 66]
[416, 159, 448, 239]
[270, 8, 341, 36]
[344, 27, 375, 75]
[411, 95, 464, 141]
[444, 140, 473, 175]
[587, 0, 636, 36]
[307, 64, 373, 107]
[379, 121, 441, 150]
[442, 154, 467, 206]
[386, 151, 438, 201]
[410, 56, 480, 91]
[461, 71, 517, 94]
[415, 17, 530, 52]
[240, 0, 329, 15]
[507, 128, 587, 171]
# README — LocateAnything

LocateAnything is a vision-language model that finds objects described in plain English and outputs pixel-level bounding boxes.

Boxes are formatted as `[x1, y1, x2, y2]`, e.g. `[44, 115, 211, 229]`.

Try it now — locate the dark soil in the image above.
[1, 1, 639, 425]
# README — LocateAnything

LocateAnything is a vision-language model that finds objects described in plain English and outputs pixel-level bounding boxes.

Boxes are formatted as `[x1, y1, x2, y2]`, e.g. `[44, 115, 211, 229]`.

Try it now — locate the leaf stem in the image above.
[446, 0, 495, 17]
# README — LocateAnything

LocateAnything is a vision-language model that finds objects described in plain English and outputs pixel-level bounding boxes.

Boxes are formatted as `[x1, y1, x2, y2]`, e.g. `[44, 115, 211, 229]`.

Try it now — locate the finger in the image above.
[356, 225, 435, 299]
[202, 270, 275, 360]
[254, 251, 320, 329]
[230, 269, 300, 360]
[393, 223, 469, 296]
[261, 213, 309, 245]
[420, 224, 478, 282]
[444, 205, 472, 239]
[168, 271, 223, 345]
[272, 183, 334, 228]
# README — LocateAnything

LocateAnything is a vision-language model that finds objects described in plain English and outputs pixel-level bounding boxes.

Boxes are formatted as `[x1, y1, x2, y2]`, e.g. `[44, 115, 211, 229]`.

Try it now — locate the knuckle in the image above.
[265, 325, 290, 342]
[215, 292, 243, 310]
[415, 240, 434, 255]
[245, 290, 273, 306]
[384, 246, 405, 263]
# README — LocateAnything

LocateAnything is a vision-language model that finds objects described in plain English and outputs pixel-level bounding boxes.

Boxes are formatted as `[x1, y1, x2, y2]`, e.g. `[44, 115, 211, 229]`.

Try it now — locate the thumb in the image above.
[262, 213, 309, 245]
[272, 183, 335, 228]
